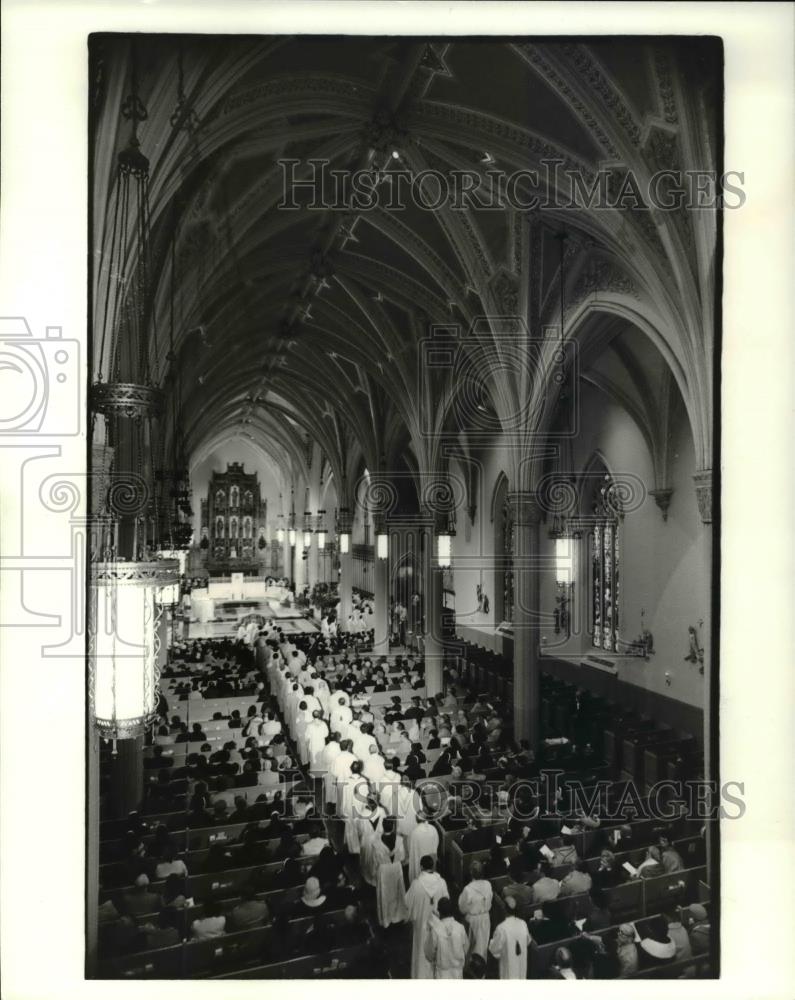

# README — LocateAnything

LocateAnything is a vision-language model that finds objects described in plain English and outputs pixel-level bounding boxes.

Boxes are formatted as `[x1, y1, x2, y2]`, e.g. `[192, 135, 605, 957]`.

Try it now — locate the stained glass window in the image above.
[502, 497, 514, 623]
[590, 475, 621, 651]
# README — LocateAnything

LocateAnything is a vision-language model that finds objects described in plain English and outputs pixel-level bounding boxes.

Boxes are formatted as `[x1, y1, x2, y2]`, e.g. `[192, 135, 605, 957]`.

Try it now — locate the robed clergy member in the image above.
[405, 855, 449, 979]
[407, 812, 439, 883]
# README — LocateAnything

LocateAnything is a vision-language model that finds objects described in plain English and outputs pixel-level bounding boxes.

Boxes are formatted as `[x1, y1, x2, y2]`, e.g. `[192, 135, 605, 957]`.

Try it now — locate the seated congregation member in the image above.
[659, 834, 685, 873]
[634, 845, 665, 879]
[592, 848, 624, 889]
[637, 916, 677, 967]
[528, 899, 578, 944]
[160, 873, 191, 909]
[228, 885, 270, 930]
[664, 906, 693, 961]
[613, 923, 640, 978]
[301, 822, 331, 857]
[684, 903, 711, 955]
[501, 865, 536, 922]
[140, 908, 181, 950]
[336, 903, 369, 947]
[190, 899, 227, 940]
[237, 825, 269, 866]
[121, 874, 161, 917]
[292, 876, 328, 917]
[483, 844, 510, 879]
[154, 850, 188, 881]
[531, 860, 562, 904]
[582, 887, 612, 932]
[320, 864, 357, 908]
[547, 946, 578, 980]
[559, 858, 593, 897]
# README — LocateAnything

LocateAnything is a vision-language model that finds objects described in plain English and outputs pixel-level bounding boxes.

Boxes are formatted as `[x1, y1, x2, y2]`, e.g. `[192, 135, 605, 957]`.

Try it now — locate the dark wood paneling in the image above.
[540, 654, 704, 744]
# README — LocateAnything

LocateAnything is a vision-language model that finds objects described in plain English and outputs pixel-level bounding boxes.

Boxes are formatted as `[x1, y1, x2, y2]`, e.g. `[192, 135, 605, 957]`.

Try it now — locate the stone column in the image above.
[106, 737, 145, 819]
[693, 470, 715, 876]
[423, 521, 445, 697]
[507, 491, 543, 748]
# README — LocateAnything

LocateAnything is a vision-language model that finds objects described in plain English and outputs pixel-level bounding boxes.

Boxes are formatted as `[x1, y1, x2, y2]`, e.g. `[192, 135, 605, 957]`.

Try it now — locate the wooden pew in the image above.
[100, 907, 355, 979]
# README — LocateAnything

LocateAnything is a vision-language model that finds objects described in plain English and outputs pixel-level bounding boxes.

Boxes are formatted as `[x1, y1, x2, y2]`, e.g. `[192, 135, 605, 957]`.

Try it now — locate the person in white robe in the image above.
[378, 768, 403, 817]
[405, 856, 449, 979]
[320, 735, 342, 807]
[488, 894, 532, 979]
[358, 801, 388, 885]
[424, 898, 469, 979]
[305, 712, 329, 776]
[330, 701, 353, 741]
[314, 675, 331, 715]
[394, 776, 419, 850]
[407, 812, 440, 883]
[294, 701, 313, 764]
[375, 818, 408, 928]
[329, 741, 356, 813]
[339, 761, 367, 821]
[362, 746, 386, 783]
[457, 861, 493, 959]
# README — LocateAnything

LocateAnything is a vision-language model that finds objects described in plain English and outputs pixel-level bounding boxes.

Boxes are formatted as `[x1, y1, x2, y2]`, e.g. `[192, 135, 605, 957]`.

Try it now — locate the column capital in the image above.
[506, 490, 543, 526]
[693, 470, 712, 525]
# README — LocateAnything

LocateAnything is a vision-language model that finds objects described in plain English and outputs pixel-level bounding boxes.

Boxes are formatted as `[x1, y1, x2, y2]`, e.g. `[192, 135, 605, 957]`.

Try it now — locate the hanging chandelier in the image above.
[89, 558, 179, 742]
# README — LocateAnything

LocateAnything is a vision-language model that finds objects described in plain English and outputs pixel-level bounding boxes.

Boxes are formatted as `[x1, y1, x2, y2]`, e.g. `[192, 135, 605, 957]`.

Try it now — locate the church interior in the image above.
[87, 33, 718, 979]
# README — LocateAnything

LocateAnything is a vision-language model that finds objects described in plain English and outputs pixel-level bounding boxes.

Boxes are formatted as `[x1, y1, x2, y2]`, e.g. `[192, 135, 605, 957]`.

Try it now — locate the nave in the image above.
[95, 621, 712, 980]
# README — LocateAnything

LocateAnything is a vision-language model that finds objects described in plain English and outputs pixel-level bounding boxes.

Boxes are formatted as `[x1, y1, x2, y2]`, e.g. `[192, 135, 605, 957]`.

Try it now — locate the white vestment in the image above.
[407, 822, 440, 883]
[458, 879, 493, 958]
[305, 719, 329, 774]
[488, 916, 531, 980]
[319, 741, 341, 804]
[424, 916, 468, 979]
[405, 871, 449, 979]
[376, 838, 408, 928]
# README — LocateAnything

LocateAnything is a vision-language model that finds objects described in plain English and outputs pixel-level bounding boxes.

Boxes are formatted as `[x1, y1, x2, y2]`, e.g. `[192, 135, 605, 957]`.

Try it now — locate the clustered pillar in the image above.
[508, 490, 543, 750]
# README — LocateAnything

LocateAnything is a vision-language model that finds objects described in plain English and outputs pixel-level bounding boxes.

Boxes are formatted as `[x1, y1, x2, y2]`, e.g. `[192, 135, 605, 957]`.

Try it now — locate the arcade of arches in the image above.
[88, 34, 718, 979]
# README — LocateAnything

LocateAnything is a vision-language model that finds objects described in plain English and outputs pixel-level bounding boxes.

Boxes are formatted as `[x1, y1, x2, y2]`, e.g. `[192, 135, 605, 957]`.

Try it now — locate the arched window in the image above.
[230, 516, 239, 540]
[230, 485, 240, 508]
[215, 489, 225, 506]
[243, 490, 254, 509]
[215, 516, 225, 539]
[585, 468, 622, 651]
[243, 516, 252, 539]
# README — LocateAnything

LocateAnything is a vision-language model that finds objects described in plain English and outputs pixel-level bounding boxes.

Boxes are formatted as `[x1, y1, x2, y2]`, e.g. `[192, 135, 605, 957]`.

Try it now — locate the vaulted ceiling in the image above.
[91, 35, 719, 498]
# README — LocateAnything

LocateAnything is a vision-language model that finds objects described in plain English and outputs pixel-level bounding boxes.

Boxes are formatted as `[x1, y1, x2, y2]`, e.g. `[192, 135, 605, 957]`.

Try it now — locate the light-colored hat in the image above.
[688, 903, 707, 921]
[301, 877, 326, 906]
[134, 873, 150, 888]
